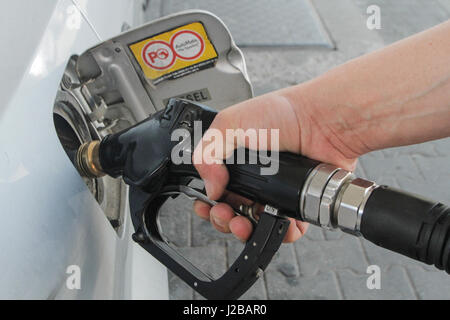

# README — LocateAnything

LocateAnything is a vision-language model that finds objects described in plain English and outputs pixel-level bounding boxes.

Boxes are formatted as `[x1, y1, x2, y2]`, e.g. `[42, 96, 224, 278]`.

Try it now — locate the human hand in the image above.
[193, 20, 450, 243]
[192, 87, 359, 243]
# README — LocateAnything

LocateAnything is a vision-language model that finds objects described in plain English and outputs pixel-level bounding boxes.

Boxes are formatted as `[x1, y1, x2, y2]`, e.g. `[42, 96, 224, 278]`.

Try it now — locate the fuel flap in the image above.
[54, 10, 253, 232]
[76, 10, 253, 122]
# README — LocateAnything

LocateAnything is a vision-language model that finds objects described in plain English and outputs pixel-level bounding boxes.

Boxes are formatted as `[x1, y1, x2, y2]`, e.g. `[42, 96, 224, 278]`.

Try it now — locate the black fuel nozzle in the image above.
[74, 98, 450, 299]
[76, 98, 320, 219]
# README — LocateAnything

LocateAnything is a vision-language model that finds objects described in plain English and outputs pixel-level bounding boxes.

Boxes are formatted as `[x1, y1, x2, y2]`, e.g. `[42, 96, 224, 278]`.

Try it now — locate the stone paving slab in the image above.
[265, 270, 342, 300]
[148, 0, 334, 47]
[406, 265, 450, 300]
[336, 266, 417, 300]
[159, 196, 192, 247]
[354, 0, 450, 44]
[294, 231, 369, 276]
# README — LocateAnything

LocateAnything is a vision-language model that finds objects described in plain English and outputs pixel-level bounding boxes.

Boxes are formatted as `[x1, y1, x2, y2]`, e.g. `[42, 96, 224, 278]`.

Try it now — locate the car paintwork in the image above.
[0, 0, 168, 299]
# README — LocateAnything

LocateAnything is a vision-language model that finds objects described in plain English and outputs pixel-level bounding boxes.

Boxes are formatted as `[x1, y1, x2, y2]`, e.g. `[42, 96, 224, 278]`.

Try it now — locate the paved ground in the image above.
[152, 0, 333, 47]
[146, 0, 450, 299]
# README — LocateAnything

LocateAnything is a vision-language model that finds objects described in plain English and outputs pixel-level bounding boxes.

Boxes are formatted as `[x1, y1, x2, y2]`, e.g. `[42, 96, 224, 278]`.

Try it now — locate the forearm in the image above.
[288, 20, 450, 157]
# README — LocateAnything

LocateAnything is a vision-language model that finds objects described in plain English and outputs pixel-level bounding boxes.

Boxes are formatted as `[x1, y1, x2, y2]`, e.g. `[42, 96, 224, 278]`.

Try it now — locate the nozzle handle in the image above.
[170, 150, 319, 219]
[129, 185, 289, 300]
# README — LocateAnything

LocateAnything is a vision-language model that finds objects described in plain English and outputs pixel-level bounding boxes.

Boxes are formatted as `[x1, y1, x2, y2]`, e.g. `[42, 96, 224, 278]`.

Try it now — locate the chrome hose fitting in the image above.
[76, 141, 105, 178]
[300, 164, 378, 235]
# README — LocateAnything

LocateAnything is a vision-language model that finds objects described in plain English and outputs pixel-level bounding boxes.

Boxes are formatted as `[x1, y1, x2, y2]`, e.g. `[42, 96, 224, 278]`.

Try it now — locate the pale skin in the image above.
[193, 20, 450, 243]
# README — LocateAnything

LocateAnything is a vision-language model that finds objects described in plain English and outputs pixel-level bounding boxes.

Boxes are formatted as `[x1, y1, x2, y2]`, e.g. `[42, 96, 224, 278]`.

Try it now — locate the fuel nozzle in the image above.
[75, 141, 105, 178]
[72, 99, 450, 276]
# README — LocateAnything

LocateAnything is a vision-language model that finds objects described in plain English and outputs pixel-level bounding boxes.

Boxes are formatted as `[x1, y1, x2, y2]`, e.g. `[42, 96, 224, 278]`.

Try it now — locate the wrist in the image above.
[288, 76, 372, 159]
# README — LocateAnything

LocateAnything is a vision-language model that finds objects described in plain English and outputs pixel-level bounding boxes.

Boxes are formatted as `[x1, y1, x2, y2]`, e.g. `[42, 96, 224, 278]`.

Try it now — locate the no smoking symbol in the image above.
[142, 40, 176, 70]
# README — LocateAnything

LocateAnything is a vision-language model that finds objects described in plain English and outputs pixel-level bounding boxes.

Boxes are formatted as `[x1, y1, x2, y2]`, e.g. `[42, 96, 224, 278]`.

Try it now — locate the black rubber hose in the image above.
[360, 186, 450, 273]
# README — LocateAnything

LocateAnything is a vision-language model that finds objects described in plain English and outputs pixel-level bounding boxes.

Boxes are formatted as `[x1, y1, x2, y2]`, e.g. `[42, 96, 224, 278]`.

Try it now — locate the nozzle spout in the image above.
[76, 141, 105, 178]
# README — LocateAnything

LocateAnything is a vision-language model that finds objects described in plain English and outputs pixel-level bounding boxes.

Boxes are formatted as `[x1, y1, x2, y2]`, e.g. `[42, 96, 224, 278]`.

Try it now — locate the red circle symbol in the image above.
[170, 30, 205, 60]
[142, 40, 176, 70]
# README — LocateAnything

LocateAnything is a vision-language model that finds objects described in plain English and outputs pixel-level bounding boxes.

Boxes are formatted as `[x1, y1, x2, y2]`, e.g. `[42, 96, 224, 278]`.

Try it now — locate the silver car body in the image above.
[0, 0, 168, 299]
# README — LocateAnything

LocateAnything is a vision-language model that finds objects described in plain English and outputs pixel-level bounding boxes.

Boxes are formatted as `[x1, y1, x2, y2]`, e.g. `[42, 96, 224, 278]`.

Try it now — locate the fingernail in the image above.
[234, 234, 245, 243]
[212, 215, 226, 228]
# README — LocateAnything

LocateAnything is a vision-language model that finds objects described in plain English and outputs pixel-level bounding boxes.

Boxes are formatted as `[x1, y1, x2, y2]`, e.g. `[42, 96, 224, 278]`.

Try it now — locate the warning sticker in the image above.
[129, 22, 218, 84]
